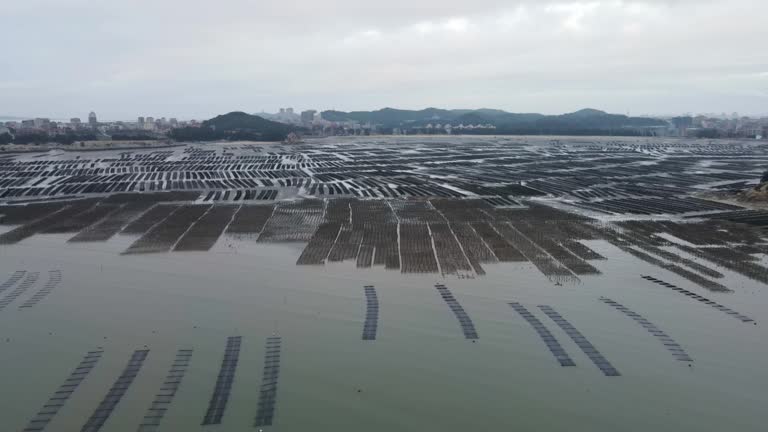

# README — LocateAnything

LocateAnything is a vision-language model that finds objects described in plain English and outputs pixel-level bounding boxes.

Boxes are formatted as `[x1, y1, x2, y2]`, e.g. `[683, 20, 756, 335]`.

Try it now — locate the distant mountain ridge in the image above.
[321, 107, 667, 133]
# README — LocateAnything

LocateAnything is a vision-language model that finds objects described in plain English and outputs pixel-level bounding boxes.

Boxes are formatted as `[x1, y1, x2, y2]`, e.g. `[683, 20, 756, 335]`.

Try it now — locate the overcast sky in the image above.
[2, 0, 766, 120]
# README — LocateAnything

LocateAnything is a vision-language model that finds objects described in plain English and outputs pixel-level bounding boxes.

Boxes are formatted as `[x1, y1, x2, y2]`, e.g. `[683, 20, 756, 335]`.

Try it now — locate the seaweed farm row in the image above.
[19, 337, 283, 432]
[2, 137, 765, 216]
[4, 192, 768, 291]
[640, 275, 754, 323]
[14, 286, 733, 430]
[0, 270, 61, 311]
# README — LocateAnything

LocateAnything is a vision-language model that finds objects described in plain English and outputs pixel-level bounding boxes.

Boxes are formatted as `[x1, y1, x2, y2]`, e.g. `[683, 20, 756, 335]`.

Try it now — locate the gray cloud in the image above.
[2, 0, 766, 119]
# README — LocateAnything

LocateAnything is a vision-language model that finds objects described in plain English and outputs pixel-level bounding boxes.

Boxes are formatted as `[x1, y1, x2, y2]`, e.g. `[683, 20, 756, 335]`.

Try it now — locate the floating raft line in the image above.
[362, 285, 379, 341]
[435, 284, 479, 340]
[254, 336, 283, 427]
[137, 348, 193, 432]
[23, 349, 103, 432]
[0, 270, 25, 294]
[20, 270, 61, 309]
[80, 349, 149, 432]
[202, 336, 242, 425]
[508, 302, 575, 367]
[600, 297, 692, 362]
[538, 305, 620, 376]
[640, 275, 754, 323]
[0, 271, 39, 310]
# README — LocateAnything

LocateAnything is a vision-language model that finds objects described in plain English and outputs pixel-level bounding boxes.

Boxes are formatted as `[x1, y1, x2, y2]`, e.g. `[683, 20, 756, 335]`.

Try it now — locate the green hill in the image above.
[171, 112, 294, 142]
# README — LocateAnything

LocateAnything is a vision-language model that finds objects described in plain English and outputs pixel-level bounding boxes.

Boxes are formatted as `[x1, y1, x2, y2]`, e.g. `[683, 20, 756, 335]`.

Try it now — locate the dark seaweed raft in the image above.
[124, 204, 211, 254]
[69, 201, 155, 242]
[202, 336, 242, 425]
[137, 348, 193, 432]
[362, 286, 379, 341]
[23, 349, 103, 432]
[0, 271, 39, 311]
[79, 349, 149, 432]
[600, 297, 692, 362]
[120, 204, 180, 235]
[508, 302, 575, 367]
[435, 284, 479, 340]
[174, 205, 240, 251]
[0, 199, 97, 244]
[42, 203, 122, 234]
[19, 269, 62, 309]
[0, 270, 25, 294]
[640, 275, 754, 323]
[254, 336, 283, 427]
[225, 204, 275, 236]
[538, 305, 620, 376]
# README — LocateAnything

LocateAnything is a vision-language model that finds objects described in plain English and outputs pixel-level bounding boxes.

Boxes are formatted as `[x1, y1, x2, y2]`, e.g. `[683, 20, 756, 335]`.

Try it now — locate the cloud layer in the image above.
[2, 0, 766, 119]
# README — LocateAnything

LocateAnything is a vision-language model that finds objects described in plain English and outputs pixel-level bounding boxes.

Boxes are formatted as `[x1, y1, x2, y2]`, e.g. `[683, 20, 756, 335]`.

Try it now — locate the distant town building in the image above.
[301, 110, 317, 125]
[34, 118, 51, 128]
[21, 119, 35, 129]
[88, 111, 98, 126]
[138, 117, 145, 127]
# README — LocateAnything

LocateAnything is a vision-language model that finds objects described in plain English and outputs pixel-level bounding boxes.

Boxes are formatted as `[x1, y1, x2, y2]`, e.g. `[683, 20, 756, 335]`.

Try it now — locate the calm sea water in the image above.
[0, 230, 765, 431]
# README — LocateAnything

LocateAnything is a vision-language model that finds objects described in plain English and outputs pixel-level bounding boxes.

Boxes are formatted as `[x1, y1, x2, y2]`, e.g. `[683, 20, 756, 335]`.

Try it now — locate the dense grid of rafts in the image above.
[357, 201, 399, 270]
[390, 201, 440, 273]
[435, 284, 478, 339]
[19, 270, 61, 308]
[572, 197, 741, 215]
[202, 336, 242, 425]
[201, 189, 277, 202]
[431, 199, 501, 275]
[79, 349, 149, 432]
[0, 270, 25, 294]
[539, 305, 620, 376]
[0, 271, 39, 310]
[296, 221, 341, 264]
[174, 205, 239, 251]
[120, 204, 180, 234]
[258, 200, 324, 242]
[675, 241, 768, 287]
[296, 199, 400, 269]
[123, 205, 211, 253]
[502, 219, 600, 276]
[508, 302, 575, 366]
[0, 202, 65, 225]
[0, 199, 98, 244]
[225, 204, 274, 237]
[597, 223, 730, 293]
[294, 198, 605, 279]
[137, 349, 193, 432]
[400, 224, 438, 273]
[702, 209, 768, 227]
[362, 286, 379, 340]
[69, 202, 154, 242]
[640, 275, 754, 323]
[22, 349, 104, 432]
[253, 336, 283, 427]
[42, 202, 122, 234]
[429, 223, 473, 276]
[493, 221, 580, 284]
[599, 297, 692, 362]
